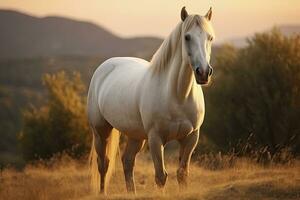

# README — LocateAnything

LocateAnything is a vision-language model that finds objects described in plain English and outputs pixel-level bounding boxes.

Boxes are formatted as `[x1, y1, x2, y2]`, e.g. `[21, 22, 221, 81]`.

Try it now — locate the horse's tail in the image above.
[89, 131, 99, 193]
[89, 128, 120, 194]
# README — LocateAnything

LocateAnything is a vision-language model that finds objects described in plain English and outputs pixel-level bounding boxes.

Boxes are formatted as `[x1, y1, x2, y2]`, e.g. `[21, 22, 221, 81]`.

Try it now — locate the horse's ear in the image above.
[181, 6, 188, 21]
[205, 7, 212, 21]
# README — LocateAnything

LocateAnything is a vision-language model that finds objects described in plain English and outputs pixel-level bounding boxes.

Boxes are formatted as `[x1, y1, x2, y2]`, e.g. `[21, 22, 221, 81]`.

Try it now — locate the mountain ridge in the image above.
[0, 9, 162, 59]
[1, 10, 299, 58]
[226, 24, 300, 47]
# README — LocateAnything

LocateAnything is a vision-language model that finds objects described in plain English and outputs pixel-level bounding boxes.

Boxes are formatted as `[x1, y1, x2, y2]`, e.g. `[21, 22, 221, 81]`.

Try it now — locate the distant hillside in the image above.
[279, 25, 300, 36]
[227, 25, 300, 48]
[0, 10, 162, 59]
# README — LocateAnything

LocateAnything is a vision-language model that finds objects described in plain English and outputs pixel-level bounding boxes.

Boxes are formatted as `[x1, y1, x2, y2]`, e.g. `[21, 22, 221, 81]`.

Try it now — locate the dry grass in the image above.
[0, 154, 299, 200]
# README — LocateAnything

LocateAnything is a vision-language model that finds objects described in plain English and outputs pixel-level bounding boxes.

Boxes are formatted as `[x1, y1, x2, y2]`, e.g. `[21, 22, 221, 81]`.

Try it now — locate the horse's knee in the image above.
[155, 170, 168, 187]
[177, 167, 188, 186]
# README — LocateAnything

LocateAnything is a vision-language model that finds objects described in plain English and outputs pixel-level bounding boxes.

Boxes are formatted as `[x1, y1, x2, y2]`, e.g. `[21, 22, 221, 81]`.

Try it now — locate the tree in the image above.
[203, 30, 300, 155]
[20, 71, 90, 160]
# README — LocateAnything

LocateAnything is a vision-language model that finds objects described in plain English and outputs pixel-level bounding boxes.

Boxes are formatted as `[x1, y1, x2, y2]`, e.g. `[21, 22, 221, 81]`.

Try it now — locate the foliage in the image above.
[195, 133, 296, 170]
[0, 56, 100, 166]
[19, 71, 90, 161]
[203, 30, 300, 155]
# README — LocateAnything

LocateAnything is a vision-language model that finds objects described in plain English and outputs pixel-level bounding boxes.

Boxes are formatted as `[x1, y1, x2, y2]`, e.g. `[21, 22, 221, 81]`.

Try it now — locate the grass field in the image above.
[0, 154, 299, 200]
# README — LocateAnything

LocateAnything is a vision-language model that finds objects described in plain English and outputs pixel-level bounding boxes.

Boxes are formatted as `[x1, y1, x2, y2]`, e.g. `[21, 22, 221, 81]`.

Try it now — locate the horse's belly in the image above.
[100, 90, 147, 139]
[106, 114, 146, 139]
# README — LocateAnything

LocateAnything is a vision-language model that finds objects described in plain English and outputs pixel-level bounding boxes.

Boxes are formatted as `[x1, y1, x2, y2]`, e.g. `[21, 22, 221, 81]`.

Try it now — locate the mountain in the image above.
[226, 25, 300, 48]
[0, 10, 162, 59]
[278, 25, 300, 36]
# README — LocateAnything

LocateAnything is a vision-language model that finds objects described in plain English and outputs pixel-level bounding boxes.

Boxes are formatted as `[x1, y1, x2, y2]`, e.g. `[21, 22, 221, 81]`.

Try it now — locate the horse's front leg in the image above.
[148, 130, 168, 189]
[177, 130, 199, 187]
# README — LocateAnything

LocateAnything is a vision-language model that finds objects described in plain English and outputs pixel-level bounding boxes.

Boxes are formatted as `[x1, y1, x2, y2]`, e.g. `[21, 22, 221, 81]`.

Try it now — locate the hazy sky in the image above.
[1, 0, 299, 42]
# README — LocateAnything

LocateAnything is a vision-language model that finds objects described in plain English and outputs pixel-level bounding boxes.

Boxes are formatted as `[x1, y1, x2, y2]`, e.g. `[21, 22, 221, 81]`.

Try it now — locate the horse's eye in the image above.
[185, 34, 191, 41]
[208, 36, 213, 41]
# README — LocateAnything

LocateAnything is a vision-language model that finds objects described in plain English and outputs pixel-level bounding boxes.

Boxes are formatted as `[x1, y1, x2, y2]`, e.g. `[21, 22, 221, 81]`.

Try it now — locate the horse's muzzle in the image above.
[195, 66, 213, 85]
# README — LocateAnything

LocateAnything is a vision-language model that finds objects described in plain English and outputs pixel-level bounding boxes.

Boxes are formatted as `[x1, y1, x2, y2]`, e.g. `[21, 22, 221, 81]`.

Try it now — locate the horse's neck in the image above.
[150, 23, 197, 103]
[166, 46, 196, 103]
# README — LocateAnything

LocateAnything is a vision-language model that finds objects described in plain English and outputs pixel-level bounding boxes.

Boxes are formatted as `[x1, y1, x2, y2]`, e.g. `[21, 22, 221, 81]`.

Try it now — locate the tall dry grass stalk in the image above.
[0, 153, 299, 200]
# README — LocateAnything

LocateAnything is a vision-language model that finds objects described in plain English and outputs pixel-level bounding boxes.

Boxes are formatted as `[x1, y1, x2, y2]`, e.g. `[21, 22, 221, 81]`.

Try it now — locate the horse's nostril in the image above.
[196, 67, 201, 75]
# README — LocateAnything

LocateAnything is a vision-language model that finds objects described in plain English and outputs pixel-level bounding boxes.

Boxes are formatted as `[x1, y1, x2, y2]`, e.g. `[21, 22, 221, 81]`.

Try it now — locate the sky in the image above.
[0, 0, 299, 42]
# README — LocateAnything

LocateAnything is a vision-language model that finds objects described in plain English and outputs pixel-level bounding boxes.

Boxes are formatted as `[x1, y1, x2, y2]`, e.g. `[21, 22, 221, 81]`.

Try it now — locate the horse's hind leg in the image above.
[93, 123, 113, 194]
[122, 137, 145, 193]
[177, 130, 199, 187]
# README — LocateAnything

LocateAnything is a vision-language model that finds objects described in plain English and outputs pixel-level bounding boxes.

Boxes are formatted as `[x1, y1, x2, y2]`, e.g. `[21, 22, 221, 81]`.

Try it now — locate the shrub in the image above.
[203, 30, 300, 156]
[20, 72, 90, 161]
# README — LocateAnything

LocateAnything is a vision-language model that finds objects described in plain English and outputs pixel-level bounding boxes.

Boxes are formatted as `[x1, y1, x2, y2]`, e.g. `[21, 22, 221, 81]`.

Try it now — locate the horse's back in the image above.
[105, 57, 150, 68]
[90, 56, 149, 92]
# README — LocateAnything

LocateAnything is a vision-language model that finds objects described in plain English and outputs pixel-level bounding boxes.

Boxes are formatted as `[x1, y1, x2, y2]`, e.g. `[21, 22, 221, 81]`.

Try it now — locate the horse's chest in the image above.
[166, 119, 194, 140]
[163, 104, 205, 141]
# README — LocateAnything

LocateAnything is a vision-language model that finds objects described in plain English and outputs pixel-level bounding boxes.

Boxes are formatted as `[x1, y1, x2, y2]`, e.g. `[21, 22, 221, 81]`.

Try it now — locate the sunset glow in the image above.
[0, 1, 299, 42]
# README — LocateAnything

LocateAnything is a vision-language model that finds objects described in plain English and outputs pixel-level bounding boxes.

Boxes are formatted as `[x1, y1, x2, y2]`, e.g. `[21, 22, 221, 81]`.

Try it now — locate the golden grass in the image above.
[0, 154, 299, 200]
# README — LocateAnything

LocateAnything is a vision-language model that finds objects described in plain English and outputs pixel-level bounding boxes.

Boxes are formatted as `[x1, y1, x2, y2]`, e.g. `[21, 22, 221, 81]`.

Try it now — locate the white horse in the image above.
[87, 6, 215, 194]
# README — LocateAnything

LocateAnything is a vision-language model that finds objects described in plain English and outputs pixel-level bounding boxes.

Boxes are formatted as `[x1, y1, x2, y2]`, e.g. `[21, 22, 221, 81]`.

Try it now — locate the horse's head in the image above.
[181, 7, 215, 85]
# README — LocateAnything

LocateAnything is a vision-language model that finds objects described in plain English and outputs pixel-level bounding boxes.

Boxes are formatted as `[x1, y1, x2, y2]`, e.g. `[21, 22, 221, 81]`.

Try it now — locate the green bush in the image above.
[203, 30, 300, 155]
[20, 72, 90, 161]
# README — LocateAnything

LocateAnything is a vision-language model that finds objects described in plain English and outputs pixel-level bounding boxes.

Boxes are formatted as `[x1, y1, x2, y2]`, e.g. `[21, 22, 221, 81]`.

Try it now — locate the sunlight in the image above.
[0, 0, 299, 41]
